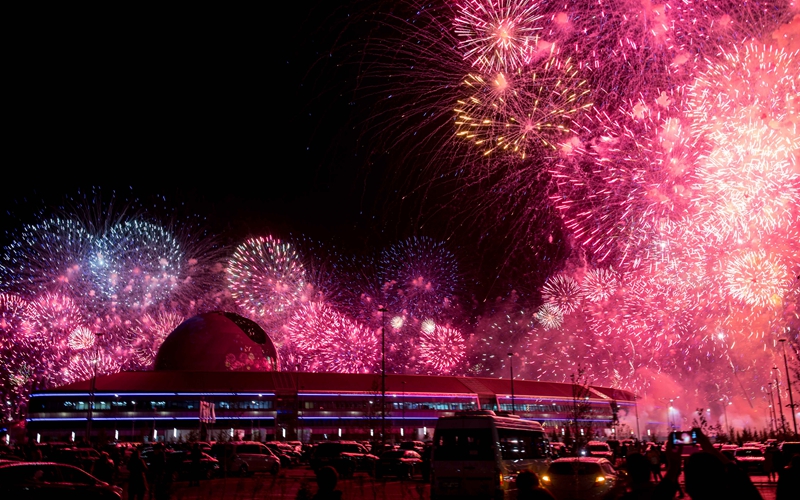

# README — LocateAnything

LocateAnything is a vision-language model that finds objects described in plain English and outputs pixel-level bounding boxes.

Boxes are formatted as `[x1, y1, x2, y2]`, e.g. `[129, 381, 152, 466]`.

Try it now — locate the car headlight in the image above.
[541, 475, 550, 483]
[596, 476, 606, 483]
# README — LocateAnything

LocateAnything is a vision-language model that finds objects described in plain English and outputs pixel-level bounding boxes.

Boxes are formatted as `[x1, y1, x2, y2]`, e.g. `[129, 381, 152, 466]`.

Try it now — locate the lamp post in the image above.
[773, 366, 787, 435]
[720, 398, 731, 440]
[508, 353, 515, 415]
[767, 382, 778, 435]
[778, 338, 798, 436]
[402, 381, 406, 440]
[86, 332, 104, 442]
[378, 306, 387, 448]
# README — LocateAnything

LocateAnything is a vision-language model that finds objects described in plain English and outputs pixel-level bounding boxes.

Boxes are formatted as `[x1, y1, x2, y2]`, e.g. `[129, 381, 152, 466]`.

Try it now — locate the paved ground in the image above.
[122, 468, 779, 500]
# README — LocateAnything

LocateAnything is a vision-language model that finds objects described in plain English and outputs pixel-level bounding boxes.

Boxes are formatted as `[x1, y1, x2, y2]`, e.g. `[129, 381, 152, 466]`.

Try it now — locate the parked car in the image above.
[779, 442, 800, 458]
[375, 450, 422, 479]
[0, 461, 123, 499]
[209, 442, 280, 476]
[733, 447, 765, 473]
[398, 441, 425, 453]
[541, 457, 626, 500]
[54, 447, 103, 473]
[584, 441, 614, 461]
[164, 450, 220, 481]
[265, 441, 300, 466]
[309, 441, 378, 477]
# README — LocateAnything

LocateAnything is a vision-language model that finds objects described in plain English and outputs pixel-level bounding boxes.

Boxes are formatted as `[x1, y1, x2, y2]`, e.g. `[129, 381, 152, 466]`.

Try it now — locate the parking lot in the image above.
[119, 467, 780, 500]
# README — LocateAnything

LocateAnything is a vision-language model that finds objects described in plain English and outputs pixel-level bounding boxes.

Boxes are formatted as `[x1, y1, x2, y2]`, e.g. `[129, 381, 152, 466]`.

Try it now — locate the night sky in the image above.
[3, 3, 563, 300]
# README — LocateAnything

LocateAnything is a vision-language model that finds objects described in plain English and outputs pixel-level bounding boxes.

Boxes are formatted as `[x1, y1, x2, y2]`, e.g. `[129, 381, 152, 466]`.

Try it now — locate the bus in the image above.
[430, 410, 550, 500]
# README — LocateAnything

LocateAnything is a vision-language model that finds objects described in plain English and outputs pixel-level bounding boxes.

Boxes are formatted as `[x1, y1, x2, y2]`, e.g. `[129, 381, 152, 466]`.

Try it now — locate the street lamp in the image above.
[778, 338, 798, 436]
[508, 353, 515, 415]
[773, 366, 788, 435]
[86, 331, 105, 442]
[378, 306, 387, 448]
[767, 382, 778, 435]
[719, 398, 731, 440]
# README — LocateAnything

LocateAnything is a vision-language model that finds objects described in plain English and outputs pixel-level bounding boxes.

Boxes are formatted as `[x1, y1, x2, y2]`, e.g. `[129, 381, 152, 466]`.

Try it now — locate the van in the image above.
[431, 410, 550, 500]
[209, 441, 280, 476]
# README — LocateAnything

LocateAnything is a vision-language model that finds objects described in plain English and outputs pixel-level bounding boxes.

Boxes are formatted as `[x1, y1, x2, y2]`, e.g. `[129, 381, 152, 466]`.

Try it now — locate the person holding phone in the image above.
[656, 428, 762, 500]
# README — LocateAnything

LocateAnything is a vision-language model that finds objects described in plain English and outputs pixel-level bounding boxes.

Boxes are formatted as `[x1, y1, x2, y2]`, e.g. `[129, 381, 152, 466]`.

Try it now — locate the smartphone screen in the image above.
[673, 430, 696, 445]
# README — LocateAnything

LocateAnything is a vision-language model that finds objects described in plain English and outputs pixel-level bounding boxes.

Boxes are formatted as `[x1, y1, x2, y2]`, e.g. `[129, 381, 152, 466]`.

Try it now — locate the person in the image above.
[94, 451, 116, 484]
[646, 444, 662, 481]
[763, 444, 776, 482]
[189, 442, 202, 486]
[775, 453, 800, 500]
[657, 429, 761, 500]
[515, 470, 556, 500]
[148, 443, 171, 500]
[312, 466, 343, 500]
[127, 448, 148, 500]
[618, 453, 657, 500]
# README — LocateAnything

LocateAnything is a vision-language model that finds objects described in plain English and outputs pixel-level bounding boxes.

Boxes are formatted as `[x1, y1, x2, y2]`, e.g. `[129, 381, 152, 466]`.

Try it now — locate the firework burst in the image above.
[418, 324, 466, 374]
[227, 235, 307, 318]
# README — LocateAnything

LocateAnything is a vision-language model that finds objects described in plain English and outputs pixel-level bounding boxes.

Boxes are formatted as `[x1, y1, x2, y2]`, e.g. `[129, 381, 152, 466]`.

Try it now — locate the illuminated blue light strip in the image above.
[28, 416, 274, 422]
[31, 392, 276, 398]
[298, 393, 474, 398]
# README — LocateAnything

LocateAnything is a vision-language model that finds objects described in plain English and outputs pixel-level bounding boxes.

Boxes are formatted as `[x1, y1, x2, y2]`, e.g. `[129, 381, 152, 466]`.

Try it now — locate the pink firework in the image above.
[0, 293, 27, 338]
[22, 292, 85, 349]
[59, 351, 122, 387]
[550, 94, 702, 267]
[724, 250, 791, 308]
[418, 324, 466, 374]
[227, 235, 307, 318]
[283, 302, 341, 352]
[67, 326, 95, 351]
[453, 0, 545, 73]
[581, 268, 620, 302]
[687, 43, 799, 153]
[693, 149, 799, 243]
[541, 274, 582, 314]
[318, 318, 380, 373]
[126, 311, 185, 368]
[534, 302, 563, 330]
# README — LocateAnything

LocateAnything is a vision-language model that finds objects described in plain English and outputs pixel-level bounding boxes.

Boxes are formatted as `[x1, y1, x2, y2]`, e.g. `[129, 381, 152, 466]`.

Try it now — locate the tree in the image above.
[569, 366, 593, 456]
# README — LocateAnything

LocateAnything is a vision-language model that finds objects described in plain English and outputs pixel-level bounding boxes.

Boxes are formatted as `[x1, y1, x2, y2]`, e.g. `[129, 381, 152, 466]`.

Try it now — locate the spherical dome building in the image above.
[154, 311, 279, 371]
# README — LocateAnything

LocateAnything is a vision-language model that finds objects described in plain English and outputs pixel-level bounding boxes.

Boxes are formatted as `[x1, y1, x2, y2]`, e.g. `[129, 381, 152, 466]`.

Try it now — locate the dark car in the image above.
[309, 441, 378, 477]
[53, 447, 103, 473]
[0, 461, 123, 499]
[167, 450, 219, 481]
[375, 450, 422, 479]
[264, 442, 298, 467]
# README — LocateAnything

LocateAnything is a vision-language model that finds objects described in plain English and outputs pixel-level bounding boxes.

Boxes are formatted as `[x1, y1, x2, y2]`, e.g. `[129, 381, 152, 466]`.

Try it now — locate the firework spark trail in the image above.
[454, 0, 545, 73]
[227, 235, 307, 323]
[379, 236, 461, 322]
[418, 324, 466, 374]
[90, 220, 184, 309]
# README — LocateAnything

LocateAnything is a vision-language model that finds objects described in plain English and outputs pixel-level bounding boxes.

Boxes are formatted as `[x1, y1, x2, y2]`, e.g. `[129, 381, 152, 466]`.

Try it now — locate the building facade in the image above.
[27, 371, 636, 443]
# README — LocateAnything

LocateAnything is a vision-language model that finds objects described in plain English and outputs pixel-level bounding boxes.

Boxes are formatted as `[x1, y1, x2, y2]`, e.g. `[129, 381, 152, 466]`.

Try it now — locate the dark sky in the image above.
[5, 4, 386, 246]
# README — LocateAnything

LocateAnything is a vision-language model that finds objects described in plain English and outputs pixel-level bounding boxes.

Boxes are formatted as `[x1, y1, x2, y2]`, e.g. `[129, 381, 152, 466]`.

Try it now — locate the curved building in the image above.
[26, 312, 636, 443]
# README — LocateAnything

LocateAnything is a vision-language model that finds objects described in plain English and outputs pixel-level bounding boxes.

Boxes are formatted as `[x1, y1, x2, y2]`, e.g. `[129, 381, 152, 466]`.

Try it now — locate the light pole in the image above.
[720, 398, 731, 440]
[86, 332, 104, 442]
[773, 366, 787, 435]
[778, 338, 798, 436]
[767, 382, 778, 435]
[378, 306, 387, 448]
[508, 353, 515, 415]
[402, 381, 406, 440]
